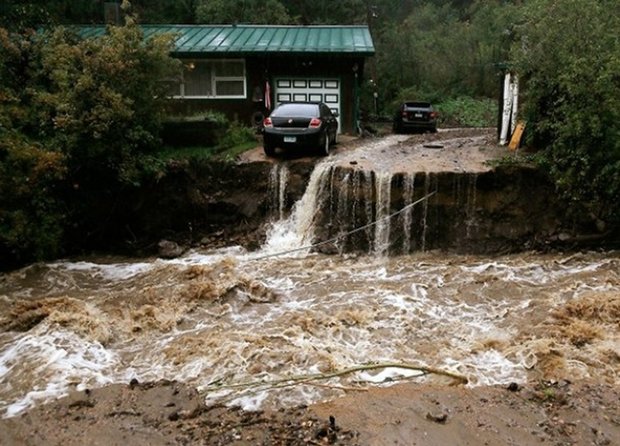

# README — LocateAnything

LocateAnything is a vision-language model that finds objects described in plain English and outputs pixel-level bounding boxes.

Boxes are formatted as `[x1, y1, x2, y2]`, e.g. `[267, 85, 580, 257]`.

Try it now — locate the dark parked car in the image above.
[262, 102, 339, 157]
[393, 101, 438, 133]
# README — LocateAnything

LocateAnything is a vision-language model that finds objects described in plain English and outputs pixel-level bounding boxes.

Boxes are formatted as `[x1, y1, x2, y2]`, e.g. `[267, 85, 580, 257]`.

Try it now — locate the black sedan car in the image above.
[262, 102, 339, 157]
[393, 101, 438, 133]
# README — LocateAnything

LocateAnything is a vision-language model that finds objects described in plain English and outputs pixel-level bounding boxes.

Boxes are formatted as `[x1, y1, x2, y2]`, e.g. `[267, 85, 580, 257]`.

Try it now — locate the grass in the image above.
[214, 141, 258, 161]
[436, 96, 498, 128]
[486, 150, 545, 168]
[156, 140, 258, 163]
[156, 145, 216, 161]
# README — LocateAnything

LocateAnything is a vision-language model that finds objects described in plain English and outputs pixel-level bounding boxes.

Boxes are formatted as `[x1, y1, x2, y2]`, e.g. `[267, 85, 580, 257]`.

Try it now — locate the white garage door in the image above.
[274, 78, 341, 133]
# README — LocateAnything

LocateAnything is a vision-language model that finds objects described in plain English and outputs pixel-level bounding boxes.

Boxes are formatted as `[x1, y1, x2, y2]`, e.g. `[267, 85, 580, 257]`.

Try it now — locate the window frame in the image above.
[172, 58, 247, 100]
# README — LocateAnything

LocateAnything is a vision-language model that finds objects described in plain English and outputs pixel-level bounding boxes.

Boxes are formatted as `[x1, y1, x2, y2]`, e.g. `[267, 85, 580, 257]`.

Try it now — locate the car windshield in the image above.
[271, 103, 319, 118]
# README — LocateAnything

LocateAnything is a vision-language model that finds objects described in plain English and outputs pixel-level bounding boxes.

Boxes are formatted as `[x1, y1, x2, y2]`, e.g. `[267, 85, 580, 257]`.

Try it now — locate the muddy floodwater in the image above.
[1, 246, 619, 418]
[1, 130, 619, 426]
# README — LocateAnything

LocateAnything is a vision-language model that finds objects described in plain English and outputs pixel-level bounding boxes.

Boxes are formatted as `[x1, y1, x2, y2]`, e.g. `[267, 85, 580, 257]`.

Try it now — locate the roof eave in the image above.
[172, 50, 375, 58]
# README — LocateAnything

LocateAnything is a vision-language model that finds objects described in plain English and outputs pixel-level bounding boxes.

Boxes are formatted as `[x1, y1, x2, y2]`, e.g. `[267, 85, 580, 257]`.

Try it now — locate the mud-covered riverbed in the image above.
[1, 378, 618, 446]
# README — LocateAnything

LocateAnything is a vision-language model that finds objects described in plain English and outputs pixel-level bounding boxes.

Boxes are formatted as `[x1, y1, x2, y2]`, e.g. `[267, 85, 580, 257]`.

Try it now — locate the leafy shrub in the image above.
[0, 132, 67, 265]
[435, 96, 498, 128]
[161, 111, 228, 147]
[0, 11, 179, 266]
[512, 0, 620, 226]
[217, 121, 257, 150]
[164, 110, 228, 126]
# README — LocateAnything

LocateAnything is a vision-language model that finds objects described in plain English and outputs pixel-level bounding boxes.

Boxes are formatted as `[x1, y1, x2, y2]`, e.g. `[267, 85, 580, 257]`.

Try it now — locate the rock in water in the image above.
[158, 240, 184, 259]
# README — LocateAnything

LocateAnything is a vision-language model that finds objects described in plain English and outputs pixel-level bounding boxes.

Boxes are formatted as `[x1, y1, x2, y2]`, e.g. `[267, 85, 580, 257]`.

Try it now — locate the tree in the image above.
[195, 0, 292, 24]
[0, 5, 180, 266]
[131, 0, 199, 24]
[512, 0, 620, 227]
[281, 0, 367, 25]
[0, 0, 107, 29]
[0, 28, 69, 265]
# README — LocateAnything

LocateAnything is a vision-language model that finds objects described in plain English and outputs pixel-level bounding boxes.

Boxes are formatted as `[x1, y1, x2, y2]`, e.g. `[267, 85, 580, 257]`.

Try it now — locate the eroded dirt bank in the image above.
[110, 128, 602, 258]
[1, 379, 618, 445]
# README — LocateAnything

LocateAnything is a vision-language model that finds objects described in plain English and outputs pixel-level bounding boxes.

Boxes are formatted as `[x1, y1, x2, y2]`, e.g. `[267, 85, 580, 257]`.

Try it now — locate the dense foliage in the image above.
[195, 0, 293, 25]
[0, 5, 178, 266]
[513, 0, 620, 226]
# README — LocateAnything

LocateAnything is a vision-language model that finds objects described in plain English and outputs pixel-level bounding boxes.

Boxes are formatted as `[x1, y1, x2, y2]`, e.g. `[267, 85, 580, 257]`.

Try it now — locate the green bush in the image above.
[161, 111, 228, 147]
[0, 11, 179, 265]
[386, 88, 498, 128]
[164, 110, 228, 126]
[435, 96, 498, 128]
[0, 132, 67, 264]
[512, 0, 620, 226]
[217, 121, 257, 151]
[156, 119, 257, 163]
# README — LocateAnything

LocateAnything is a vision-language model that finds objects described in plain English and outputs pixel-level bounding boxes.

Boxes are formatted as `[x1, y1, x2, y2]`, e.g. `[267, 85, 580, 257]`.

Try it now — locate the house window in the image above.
[172, 59, 246, 99]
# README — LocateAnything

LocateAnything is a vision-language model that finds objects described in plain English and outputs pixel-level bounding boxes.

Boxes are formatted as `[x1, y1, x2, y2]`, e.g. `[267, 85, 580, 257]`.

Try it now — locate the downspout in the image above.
[353, 62, 360, 135]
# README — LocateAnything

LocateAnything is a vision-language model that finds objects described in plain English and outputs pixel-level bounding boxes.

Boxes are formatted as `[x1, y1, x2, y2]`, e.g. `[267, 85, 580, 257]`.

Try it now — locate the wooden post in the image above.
[509, 121, 526, 151]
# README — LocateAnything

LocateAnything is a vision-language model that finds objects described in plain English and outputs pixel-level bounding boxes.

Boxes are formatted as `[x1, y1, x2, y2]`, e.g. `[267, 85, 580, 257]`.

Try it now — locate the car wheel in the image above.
[319, 133, 330, 156]
[264, 144, 275, 157]
[431, 126, 438, 133]
[332, 131, 337, 145]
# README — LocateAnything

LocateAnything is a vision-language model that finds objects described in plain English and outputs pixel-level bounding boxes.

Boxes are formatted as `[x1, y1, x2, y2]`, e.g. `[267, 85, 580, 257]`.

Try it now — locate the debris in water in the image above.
[423, 143, 444, 149]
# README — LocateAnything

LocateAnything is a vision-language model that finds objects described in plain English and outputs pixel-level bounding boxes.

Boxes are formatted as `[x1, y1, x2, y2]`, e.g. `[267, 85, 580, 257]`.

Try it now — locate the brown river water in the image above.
[1, 133, 619, 419]
[1, 248, 618, 418]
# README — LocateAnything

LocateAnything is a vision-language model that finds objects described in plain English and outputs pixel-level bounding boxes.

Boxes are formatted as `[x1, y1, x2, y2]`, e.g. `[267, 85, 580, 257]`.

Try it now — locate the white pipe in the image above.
[499, 72, 512, 145]
[510, 75, 519, 135]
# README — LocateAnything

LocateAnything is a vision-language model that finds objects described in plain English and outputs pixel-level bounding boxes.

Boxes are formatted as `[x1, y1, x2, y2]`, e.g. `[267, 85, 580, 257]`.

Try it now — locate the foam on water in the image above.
[1, 326, 118, 417]
[0, 251, 618, 416]
[58, 260, 154, 281]
[262, 160, 335, 256]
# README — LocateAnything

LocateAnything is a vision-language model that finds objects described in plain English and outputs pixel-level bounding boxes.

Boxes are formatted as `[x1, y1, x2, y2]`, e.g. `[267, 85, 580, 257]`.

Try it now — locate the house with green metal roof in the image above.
[79, 24, 375, 134]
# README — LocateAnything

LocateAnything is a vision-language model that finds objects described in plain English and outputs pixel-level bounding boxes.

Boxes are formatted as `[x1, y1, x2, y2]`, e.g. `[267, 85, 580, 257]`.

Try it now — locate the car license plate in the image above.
[284, 136, 297, 143]
[415, 113, 423, 118]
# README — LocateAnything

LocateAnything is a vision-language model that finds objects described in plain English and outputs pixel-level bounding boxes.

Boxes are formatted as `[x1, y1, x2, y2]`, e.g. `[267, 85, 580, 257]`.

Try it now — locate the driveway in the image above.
[239, 128, 509, 174]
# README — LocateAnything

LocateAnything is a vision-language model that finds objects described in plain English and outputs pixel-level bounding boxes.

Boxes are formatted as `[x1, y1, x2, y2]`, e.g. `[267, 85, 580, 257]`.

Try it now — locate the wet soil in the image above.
[1, 379, 618, 445]
[238, 127, 506, 172]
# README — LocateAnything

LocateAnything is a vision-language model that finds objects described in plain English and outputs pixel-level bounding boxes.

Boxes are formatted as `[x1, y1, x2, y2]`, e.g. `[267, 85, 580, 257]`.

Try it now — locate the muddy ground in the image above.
[238, 127, 508, 173]
[1, 378, 618, 445]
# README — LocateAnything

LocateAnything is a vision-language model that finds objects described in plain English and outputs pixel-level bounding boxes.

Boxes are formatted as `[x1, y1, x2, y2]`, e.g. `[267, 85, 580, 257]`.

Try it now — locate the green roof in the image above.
[77, 24, 375, 56]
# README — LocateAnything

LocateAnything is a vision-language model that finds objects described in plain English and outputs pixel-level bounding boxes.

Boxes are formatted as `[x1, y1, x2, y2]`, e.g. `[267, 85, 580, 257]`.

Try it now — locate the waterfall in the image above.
[268, 164, 289, 221]
[363, 170, 374, 251]
[334, 172, 351, 254]
[263, 161, 334, 254]
[373, 172, 393, 256]
[263, 161, 433, 257]
[350, 170, 362, 245]
[421, 173, 431, 252]
[465, 174, 478, 239]
[400, 172, 416, 254]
